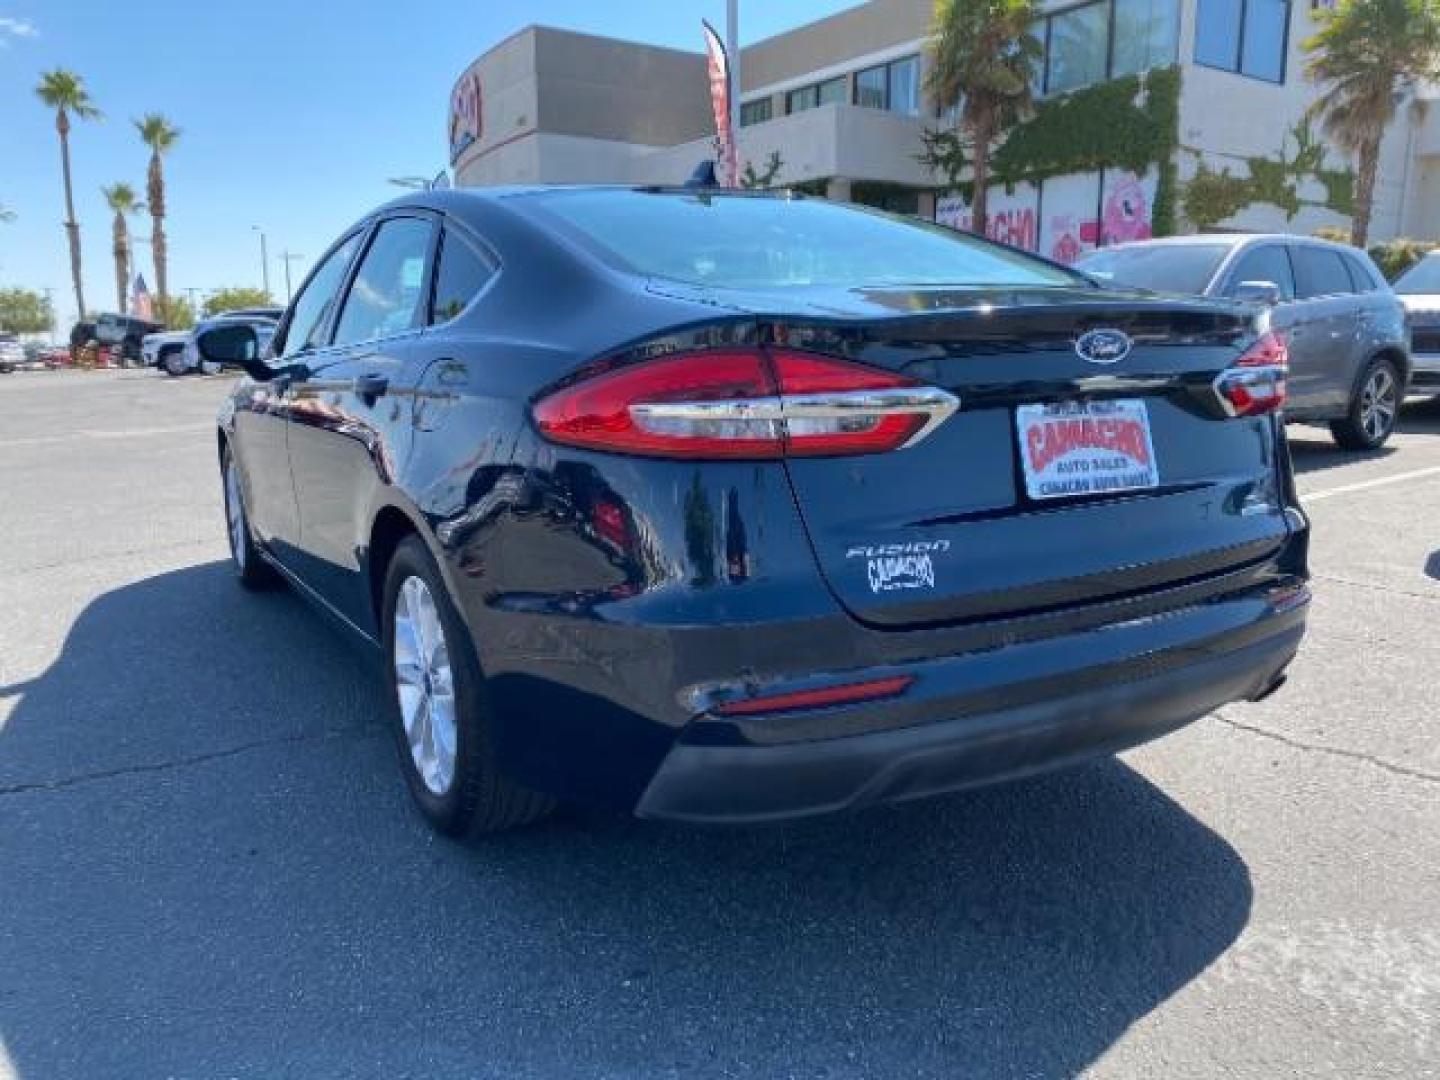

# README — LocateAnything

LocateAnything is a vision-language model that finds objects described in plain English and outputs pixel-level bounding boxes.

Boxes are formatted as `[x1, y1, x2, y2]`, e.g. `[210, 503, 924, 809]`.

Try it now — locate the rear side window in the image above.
[1292, 247, 1354, 299]
[332, 217, 435, 347]
[429, 229, 496, 324]
[1078, 244, 1230, 295]
[1227, 245, 1295, 300]
[1341, 253, 1379, 293]
[530, 190, 1080, 290]
[277, 232, 363, 358]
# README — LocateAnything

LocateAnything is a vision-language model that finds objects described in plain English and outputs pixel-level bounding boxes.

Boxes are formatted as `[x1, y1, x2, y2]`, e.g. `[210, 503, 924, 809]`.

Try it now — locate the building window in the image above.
[740, 98, 773, 127]
[855, 65, 887, 109]
[854, 55, 921, 116]
[1033, 0, 1180, 96]
[1046, 2, 1109, 95]
[786, 76, 847, 114]
[1111, 0, 1180, 77]
[1195, 0, 1289, 83]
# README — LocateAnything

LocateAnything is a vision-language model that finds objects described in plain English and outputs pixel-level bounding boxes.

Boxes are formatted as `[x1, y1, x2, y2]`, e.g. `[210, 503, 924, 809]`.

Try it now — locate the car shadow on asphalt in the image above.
[1, 562, 1254, 1078]
[1289, 397, 1440, 476]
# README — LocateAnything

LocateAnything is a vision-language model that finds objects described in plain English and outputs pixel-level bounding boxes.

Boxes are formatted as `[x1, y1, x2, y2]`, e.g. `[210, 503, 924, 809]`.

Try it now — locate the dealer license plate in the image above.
[1017, 399, 1160, 501]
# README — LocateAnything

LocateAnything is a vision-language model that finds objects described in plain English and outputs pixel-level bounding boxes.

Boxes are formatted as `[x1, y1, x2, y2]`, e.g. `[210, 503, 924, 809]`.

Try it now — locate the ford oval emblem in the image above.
[1075, 328, 1132, 365]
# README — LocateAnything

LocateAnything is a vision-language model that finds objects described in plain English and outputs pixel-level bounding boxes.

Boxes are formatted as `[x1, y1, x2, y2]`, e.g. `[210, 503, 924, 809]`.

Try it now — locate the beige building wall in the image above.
[1175, 0, 1428, 241]
[533, 28, 710, 146]
[454, 26, 711, 187]
[450, 2, 1435, 241]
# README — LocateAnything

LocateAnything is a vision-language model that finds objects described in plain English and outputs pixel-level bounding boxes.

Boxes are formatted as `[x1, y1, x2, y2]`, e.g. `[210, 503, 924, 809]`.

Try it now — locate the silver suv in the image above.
[1393, 251, 1440, 397]
[1079, 235, 1411, 450]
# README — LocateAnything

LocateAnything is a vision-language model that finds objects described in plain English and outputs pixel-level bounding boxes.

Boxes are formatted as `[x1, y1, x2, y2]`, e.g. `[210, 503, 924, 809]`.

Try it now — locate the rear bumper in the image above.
[637, 599, 1305, 824]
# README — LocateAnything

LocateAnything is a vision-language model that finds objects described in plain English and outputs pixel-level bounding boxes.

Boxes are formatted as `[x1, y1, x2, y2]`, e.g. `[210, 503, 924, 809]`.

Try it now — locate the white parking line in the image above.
[0, 423, 213, 449]
[1303, 465, 1440, 503]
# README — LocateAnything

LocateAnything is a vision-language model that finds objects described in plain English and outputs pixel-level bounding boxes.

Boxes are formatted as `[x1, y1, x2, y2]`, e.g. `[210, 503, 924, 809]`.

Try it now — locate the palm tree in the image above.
[102, 183, 142, 315]
[927, 0, 1041, 235]
[1304, 0, 1440, 247]
[35, 70, 101, 320]
[135, 113, 180, 306]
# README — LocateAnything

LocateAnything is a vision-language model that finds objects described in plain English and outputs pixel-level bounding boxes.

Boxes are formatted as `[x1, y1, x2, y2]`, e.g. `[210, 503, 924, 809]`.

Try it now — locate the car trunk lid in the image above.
[650, 282, 1292, 628]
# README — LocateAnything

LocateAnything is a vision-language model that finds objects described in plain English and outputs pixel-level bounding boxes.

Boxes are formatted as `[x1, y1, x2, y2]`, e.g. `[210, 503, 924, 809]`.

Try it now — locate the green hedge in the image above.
[991, 66, 1182, 235]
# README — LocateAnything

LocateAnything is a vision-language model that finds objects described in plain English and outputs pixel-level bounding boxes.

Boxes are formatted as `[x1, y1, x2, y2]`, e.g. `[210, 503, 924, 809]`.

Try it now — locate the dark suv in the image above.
[1080, 235, 1410, 450]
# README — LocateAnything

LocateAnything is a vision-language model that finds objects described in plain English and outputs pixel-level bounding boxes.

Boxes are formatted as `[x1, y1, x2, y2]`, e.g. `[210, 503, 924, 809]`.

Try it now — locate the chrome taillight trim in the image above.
[1212, 365, 1287, 418]
[629, 387, 960, 450]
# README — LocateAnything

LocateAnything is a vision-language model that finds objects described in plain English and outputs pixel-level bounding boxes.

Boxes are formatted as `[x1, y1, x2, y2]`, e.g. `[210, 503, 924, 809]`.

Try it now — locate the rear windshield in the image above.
[1395, 256, 1440, 294]
[529, 190, 1080, 290]
[1078, 244, 1231, 296]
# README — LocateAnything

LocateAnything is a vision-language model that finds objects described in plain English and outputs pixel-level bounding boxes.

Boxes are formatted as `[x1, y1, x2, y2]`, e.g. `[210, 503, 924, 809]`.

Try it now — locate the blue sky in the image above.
[0, 1, 854, 332]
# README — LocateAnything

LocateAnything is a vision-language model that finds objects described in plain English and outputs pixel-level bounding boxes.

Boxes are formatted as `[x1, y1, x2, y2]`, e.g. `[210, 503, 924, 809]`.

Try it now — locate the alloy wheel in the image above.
[1360, 366, 1398, 443]
[225, 459, 247, 570]
[392, 576, 458, 796]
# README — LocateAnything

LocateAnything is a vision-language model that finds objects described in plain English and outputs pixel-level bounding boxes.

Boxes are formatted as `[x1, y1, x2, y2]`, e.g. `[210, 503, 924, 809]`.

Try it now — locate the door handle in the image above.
[353, 373, 389, 399]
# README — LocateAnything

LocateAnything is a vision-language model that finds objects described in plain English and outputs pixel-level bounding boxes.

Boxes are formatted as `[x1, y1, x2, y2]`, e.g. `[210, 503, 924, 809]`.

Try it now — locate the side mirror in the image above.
[194, 323, 269, 381]
[1233, 280, 1282, 306]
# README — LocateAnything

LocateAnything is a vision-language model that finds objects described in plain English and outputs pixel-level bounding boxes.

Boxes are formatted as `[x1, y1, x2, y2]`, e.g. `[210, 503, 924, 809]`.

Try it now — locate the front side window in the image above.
[331, 217, 434, 347]
[1227, 245, 1296, 300]
[429, 228, 496, 324]
[1046, 1, 1109, 95]
[277, 232, 362, 358]
[1112, 0, 1181, 77]
[1195, 0, 1289, 82]
[529, 190, 1082, 290]
[1292, 247, 1354, 298]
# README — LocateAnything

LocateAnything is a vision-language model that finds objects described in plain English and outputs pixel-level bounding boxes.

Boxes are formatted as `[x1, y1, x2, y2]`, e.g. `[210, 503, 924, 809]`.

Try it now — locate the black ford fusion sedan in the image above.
[199, 186, 1309, 836]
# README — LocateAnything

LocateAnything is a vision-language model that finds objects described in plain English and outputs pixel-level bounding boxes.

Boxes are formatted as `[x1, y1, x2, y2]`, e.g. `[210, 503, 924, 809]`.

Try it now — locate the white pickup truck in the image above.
[141, 329, 191, 373]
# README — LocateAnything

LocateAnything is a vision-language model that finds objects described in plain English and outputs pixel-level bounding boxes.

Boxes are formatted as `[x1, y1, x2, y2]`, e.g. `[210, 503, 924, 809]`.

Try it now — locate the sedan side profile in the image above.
[201, 188, 1310, 837]
[1078, 234, 1410, 450]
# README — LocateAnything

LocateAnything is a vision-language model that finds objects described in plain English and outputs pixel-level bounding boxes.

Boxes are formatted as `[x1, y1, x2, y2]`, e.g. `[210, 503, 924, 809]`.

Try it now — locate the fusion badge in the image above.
[846, 540, 950, 594]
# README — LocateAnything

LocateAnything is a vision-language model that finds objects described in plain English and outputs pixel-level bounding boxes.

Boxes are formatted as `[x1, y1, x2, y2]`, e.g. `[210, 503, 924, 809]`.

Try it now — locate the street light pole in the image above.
[279, 251, 305, 303]
[253, 226, 270, 297]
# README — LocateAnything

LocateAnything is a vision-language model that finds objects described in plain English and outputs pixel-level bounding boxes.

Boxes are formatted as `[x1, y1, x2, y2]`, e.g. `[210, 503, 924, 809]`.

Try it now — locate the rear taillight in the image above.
[1214, 330, 1287, 417]
[532, 349, 958, 459]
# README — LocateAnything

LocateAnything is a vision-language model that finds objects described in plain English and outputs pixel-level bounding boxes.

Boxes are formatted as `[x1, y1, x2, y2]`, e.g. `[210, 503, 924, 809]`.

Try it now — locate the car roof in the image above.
[1093, 233, 1361, 256]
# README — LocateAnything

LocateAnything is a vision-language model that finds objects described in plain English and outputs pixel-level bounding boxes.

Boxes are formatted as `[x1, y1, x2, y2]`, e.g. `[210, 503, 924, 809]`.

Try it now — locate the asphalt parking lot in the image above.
[1, 369, 1437, 1079]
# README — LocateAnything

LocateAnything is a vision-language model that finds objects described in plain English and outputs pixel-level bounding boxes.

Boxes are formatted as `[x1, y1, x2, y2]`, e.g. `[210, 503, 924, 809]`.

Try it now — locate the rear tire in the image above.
[381, 536, 554, 837]
[163, 349, 187, 377]
[1330, 357, 1400, 451]
[222, 443, 278, 589]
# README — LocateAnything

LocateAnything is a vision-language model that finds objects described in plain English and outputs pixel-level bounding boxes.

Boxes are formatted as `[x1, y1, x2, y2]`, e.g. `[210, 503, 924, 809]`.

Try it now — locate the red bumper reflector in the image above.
[712, 674, 914, 717]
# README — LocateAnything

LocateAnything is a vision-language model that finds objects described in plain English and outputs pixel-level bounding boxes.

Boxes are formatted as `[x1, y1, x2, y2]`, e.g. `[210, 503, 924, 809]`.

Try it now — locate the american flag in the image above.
[131, 274, 155, 322]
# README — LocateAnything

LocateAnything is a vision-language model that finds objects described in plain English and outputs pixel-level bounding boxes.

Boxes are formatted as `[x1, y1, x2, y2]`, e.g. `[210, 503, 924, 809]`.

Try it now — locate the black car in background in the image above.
[1079, 235, 1410, 450]
[199, 188, 1309, 837]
